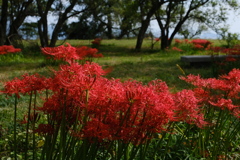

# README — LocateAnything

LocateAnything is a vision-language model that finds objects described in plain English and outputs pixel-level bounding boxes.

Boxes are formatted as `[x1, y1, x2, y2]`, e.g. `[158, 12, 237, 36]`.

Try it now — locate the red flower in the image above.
[91, 38, 102, 46]
[225, 55, 237, 62]
[193, 44, 204, 49]
[42, 43, 103, 64]
[191, 39, 211, 46]
[0, 45, 21, 55]
[174, 39, 182, 44]
[180, 69, 240, 119]
[1, 77, 24, 97]
[34, 124, 54, 135]
[1, 73, 49, 99]
[173, 89, 207, 128]
[172, 47, 183, 52]
[76, 46, 103, 58]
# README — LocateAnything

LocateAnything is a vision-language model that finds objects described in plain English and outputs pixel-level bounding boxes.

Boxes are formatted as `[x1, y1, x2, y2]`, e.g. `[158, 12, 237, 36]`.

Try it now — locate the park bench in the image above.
[180, 55, 240, 66]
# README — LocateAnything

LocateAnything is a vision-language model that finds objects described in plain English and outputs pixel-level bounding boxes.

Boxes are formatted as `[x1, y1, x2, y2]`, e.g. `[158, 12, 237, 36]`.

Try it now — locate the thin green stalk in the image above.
[59, 89, 68, 160]
[102, 140, 115, 159]
[152, 122, 174, 157]
[74, 139, 90, 160]
[139, 136, 152, 160]
[14, 94, 18, 160]
[212, 109, 224, 158]
[25, 91, 33, 160]
[87, 139, 100, 160]
[32, 91, 37, 160]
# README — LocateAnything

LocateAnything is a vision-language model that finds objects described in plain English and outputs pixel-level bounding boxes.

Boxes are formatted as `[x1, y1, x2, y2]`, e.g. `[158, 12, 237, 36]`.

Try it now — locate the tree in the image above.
[155, 0, 239, 50]
[113, 0, 140, 39]
[135, 0, 169, 51]
[7, 0, 34, 45]
[0, 0, 8, 45]
[0, 0, 34, 46]
[178, 19, 208, 39]
[36, 0, 88, 47]
[20, 22, 38, 40]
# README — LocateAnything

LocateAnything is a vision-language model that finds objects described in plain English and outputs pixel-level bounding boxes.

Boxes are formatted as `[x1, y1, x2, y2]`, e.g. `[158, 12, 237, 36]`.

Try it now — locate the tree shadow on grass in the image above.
[103, 56, 214, 91]
[103, 58, 189, 90]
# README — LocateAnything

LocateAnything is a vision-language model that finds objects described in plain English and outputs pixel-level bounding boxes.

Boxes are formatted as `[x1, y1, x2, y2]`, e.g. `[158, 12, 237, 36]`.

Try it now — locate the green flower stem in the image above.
[32, 91, 37, 160]
[14, 94, 18, 160]
[59, 89, 68, 160]
[25, 91, 33, 160]
[151, 122, 174, 157]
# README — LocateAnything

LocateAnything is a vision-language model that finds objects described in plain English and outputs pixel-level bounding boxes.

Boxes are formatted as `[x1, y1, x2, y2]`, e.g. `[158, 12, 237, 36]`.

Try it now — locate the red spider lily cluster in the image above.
[180, 68, 240, 118]
[91, 38, 102, 46]
[0, 45, 21, 55]
[171, 46, 183, 52]
[1, 43, 210, 144]
[1, 62, 207, 143]
[41, 43, 103, 64]
[173, 39, 212, 52]
[191, 39, 211, 45]
[174, 39, 189, 45]
[191, 39, 212, 49]
[208, 46, 240, 55]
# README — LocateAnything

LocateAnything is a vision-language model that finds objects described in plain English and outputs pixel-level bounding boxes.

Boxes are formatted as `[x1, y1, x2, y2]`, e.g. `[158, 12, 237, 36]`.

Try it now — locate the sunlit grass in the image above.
[0, 39, 215, 91]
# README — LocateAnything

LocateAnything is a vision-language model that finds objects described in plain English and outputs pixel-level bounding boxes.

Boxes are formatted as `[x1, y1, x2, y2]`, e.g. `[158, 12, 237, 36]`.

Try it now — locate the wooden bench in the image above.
[181, 55, 240, 66]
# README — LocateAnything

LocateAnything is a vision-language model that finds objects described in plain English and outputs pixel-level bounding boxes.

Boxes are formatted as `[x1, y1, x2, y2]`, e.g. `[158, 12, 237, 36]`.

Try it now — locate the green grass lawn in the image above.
[0, 39, 216, 91]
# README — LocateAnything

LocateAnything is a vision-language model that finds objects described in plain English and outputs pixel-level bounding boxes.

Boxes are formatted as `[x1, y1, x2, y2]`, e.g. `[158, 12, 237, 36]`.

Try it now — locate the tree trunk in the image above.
[161, 36, 168, 50]
[135, 19, 150, 51]
[50, 18, 63, 47]
[106, 14, 113, 39]
[6, 0, 34, 45]
[36, 0, 54, 47]
[135, 1, 167, 51]
[49, 0, 78, 47]
[0, 0, 8, 45]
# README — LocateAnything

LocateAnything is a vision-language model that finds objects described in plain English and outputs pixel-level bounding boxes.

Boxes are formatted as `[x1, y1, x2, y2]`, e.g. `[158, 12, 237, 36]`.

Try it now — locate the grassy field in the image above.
[0, 39, 217, 91]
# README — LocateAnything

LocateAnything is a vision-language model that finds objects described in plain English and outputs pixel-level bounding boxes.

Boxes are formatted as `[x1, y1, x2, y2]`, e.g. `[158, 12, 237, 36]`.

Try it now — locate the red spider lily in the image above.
[191, 39, 212, 47]
[76, 46, 103, 58]
[225, 56, 237, 62]
[155, 38, 161, 42]
[34, 124, 54, 136]
[1, 77, 25, 98]
[173, 89, 207, 128]
[9, 62, 187, 144]
[172, 47, 183, 52]
[72, 79, 177, 143]
[208, 46, 226, 53]
[91, 38, 102, 46]
[223, 48, 240, 55]
[1, 73, 48, 96]
[41, 43, 78, 63]
[174, 39, 182, 44]
[41, 43, 103, 64]
[207, 46, 240, 55]
[0, 45, 21, 55]
[180, 69, 240, 118]
[193, 44, 204, 49]
[184, 39, 189, 43]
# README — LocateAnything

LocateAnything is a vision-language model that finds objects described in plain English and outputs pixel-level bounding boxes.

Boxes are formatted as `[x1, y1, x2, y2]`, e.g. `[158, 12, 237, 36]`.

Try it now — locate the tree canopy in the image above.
[0, 0, 239, 49]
